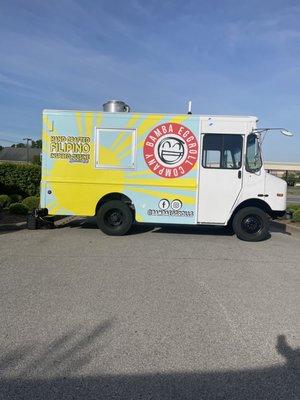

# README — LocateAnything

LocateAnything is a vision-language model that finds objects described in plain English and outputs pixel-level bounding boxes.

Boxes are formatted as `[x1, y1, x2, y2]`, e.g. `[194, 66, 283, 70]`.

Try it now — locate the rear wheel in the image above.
[232, 207, 270, 242]
[96, 200, 133, 236]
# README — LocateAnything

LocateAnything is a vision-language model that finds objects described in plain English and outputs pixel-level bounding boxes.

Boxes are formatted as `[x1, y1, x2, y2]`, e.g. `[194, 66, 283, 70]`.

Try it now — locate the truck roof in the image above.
[43, 109, 258, 121]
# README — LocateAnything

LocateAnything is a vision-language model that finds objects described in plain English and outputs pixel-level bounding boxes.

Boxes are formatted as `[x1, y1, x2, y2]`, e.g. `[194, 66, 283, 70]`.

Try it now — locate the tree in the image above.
[31, 139, 42, 148]
[11, 143, 26, 148]
[10, 139, 42, 149]
[285, 172, 300, 186]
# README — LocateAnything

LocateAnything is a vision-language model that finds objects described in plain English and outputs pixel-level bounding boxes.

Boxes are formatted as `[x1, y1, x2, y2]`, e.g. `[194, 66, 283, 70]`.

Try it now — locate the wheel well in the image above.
[230, 199, 273, 223]
[95, 193, 134, 214]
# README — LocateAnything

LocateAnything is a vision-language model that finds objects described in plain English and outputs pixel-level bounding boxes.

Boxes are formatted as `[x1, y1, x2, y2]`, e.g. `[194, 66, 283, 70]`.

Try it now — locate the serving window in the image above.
[95, 128, 136, 169]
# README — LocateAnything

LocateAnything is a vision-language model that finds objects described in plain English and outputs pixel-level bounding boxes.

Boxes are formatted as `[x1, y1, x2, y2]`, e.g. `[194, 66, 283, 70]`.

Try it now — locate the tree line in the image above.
[0, 140, 42, 151]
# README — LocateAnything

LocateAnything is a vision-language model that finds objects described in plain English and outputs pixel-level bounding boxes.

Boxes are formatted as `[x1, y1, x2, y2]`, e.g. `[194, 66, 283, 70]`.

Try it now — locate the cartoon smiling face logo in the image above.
[143, 122, 198, 178]
[157, 137, 185, 165]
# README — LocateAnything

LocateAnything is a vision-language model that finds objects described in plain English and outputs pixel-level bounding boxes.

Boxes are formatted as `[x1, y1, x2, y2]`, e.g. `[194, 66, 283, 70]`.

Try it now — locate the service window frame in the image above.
[95, 127, 137, 170]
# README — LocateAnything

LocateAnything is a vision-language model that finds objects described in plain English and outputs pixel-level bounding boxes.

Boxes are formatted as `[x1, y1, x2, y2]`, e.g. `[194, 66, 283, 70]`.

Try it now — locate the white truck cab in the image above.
[196, 116, 287, 240]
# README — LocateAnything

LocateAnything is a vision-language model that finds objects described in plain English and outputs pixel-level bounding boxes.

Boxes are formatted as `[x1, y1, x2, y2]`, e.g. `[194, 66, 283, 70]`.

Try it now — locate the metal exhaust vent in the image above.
[103, 100, 130, 113]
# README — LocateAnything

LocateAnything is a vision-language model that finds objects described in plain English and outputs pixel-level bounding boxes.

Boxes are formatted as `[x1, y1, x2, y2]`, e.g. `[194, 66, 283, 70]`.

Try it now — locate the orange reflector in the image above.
[277, 193, 284, 197]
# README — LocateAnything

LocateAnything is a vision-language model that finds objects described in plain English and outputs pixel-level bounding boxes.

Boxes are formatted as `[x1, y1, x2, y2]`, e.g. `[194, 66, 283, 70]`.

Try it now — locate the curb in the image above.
[0, 221, 27, 231]
[285, 222, 300, 239]
[271, 220, 300, 239]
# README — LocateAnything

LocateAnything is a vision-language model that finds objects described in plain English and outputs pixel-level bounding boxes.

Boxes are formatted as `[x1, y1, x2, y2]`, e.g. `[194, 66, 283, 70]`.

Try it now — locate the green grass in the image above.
[286, 203, 300, 223]
[287, 204, 300, 212]
[292, 210, 300, 222]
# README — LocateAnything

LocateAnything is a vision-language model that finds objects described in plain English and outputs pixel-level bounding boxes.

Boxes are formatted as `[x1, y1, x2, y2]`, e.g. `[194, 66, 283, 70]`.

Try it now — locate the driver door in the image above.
[197, 134, 244, 224]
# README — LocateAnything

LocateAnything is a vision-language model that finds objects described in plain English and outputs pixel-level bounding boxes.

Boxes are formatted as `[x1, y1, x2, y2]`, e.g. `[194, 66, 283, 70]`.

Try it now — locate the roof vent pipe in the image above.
[103, 100, 130, 113]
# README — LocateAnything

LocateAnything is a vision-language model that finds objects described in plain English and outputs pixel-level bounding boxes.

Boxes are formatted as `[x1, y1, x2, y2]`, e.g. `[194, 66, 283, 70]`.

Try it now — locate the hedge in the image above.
[22, 196, 40, 212]
[8, 202, 29, 215]
[10, 193, 23, 203]
[0, 194, 11, 207]
[0, 163, 41, 196]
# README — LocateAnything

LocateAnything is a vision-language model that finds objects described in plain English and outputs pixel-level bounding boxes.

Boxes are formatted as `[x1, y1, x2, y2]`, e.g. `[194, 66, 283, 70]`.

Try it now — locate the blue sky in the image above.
[0, 0, 299, 161]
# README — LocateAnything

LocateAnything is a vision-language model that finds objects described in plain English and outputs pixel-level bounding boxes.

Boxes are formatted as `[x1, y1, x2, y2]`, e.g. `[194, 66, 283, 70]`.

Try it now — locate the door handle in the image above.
[238, 170, 242, 179]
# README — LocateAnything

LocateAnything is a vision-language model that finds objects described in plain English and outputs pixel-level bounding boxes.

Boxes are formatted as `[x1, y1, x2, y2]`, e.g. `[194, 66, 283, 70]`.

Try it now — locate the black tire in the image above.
[27, 214, 38, 230]
[232, 207, 270, 242]
[96, 200, 133, 236]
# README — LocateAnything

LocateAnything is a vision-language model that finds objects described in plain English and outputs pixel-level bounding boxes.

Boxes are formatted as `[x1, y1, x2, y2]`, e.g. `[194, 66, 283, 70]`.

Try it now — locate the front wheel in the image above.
[96, 200, 133, 236]
[232, 207, 270, 242]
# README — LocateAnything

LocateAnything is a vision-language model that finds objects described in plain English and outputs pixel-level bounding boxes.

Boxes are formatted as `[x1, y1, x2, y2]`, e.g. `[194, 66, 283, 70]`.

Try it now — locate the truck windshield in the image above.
[246, 134, 262, 172]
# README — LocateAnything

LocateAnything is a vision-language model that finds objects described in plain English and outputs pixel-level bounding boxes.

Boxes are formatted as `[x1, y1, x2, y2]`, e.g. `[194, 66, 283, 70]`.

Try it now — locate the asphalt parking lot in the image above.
[1, 221, 299, 399]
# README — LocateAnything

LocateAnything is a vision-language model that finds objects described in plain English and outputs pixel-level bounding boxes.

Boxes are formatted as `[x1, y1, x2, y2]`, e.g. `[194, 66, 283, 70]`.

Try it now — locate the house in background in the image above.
[0, 147, 41, 163]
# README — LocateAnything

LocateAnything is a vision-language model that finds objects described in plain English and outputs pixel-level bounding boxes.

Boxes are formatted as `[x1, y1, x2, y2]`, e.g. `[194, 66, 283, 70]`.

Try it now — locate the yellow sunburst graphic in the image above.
[43, 112, 125, 215]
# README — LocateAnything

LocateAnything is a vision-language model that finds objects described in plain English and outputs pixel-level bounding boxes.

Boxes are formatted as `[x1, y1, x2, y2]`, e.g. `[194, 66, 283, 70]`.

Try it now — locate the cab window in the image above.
[246, 134, 262, 172]
[202, 134, 243, 169]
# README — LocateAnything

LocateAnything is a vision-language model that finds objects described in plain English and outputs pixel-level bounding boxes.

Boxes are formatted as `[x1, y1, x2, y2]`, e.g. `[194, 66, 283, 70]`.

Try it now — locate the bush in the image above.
[9, 193, 23, 203]
[8, 202, 29, 215]
[286, 175, 296, 186]
[22, 196, 40, 211]
[32, 155, 41, 165]
[0, 194, 11, 207]
[0, 163, 41, 197]
[292, 210, 300, 222]
[285, 173, 300, 186]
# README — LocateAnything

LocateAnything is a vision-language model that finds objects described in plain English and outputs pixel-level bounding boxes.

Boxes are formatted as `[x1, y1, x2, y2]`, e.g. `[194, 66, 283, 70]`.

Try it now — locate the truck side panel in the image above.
[41, 111, 200, 224]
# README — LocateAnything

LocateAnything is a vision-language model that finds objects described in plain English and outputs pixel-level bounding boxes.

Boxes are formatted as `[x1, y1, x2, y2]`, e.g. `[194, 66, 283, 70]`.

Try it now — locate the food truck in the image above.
[33, 100, 289, 241]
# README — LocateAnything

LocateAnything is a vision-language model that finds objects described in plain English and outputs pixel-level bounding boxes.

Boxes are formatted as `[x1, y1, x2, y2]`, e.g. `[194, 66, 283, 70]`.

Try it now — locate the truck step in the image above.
[54, 216, 80, 227]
